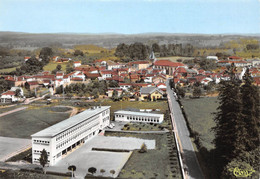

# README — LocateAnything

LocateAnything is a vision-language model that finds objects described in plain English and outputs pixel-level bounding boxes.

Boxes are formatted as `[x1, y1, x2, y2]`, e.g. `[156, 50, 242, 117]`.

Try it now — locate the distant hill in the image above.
[0, 31, 259, 50]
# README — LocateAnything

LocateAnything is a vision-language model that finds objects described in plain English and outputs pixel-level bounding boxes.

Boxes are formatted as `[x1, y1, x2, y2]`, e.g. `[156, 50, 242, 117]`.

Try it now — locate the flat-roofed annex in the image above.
[114, 110, 163, 118]
[31, 106, 110, 138]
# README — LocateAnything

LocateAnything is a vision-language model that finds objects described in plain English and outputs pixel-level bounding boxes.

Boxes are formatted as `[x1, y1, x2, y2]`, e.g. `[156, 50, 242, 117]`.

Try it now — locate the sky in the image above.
[0, 0, 259, 34]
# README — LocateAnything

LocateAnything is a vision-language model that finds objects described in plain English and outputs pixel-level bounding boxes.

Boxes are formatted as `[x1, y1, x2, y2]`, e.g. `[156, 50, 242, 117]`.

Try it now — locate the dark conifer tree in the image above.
[213, 64, 247, 172]
[240, 68, 260, 151]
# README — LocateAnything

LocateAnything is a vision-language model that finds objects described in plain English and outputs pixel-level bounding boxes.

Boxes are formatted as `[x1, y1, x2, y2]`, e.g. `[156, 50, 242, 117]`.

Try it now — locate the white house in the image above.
[206, 56, 218, 61]
[114, 110, 164, 124]
[1, 91, 18, 103]
[31, 106, 111, 166]
[119, 83, 132, 91]
[73, 61, 81, 68]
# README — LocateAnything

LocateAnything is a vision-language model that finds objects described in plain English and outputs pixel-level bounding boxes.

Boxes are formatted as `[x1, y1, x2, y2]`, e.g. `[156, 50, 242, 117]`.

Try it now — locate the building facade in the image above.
[114, 110, 164, 124]
[31, 106, 111, 166]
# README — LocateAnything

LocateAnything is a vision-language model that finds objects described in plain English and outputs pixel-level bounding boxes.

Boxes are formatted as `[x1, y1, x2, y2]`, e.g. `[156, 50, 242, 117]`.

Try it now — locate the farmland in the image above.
[43, 62, 69, 72]
[0, 106, 71, 138]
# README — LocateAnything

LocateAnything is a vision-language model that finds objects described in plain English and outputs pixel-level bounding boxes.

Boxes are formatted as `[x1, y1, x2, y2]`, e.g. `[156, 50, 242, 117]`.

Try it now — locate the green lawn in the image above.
[180, 97, 218, 150]
[105, 132, 181, 178]
[0, 106, 70, 138]
[0, 67, 18, 73]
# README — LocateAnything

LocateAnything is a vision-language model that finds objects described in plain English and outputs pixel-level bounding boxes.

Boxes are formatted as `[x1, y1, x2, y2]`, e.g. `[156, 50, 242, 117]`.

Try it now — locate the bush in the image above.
[139, 143, 148, 153]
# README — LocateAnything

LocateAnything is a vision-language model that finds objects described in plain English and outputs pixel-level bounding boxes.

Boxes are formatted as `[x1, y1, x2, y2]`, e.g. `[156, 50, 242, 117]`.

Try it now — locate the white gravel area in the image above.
[88, 135, 156, 150]
[0, 137, 31, 161]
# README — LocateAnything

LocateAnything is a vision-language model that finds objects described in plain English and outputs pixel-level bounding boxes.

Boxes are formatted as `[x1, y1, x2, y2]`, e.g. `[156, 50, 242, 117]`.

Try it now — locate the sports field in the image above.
[0, 106, 71, 138]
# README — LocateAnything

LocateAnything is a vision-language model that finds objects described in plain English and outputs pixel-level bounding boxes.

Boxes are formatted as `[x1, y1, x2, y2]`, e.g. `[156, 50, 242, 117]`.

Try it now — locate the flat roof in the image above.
[114, 110, 163, 117]
[31, 106, 110, 138]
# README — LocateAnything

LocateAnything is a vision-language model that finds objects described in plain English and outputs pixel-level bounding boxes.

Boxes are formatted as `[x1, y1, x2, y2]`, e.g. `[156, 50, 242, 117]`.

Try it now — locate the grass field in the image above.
[105, 132, 181, 178]
[0, 106, 70, 138]
[180, 97, 218, 150]
[43, 62, 68, 72]
[0, 67, 18, 73]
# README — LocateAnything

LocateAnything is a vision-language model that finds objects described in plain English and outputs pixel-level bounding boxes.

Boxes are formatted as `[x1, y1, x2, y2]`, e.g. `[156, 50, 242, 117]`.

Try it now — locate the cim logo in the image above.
[229, 167, 255, 178]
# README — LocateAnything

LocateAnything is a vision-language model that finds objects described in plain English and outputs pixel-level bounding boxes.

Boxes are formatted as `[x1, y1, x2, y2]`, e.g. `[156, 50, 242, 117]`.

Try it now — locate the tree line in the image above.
[114, 42, 194, 61]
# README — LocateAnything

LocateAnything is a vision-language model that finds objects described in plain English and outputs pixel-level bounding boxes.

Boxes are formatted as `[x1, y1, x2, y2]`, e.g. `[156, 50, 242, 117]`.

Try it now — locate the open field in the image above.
[0, 67, 18, 73]
[102, 100, 169, 116]
[105, 131, 181, 178]
[0, 106, 70, 138]
[180, 97, 218, 150]
[43, 62, 68, 72]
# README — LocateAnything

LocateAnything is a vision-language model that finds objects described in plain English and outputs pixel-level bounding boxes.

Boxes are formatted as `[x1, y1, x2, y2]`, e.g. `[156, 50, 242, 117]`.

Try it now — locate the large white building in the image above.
[31, 106, 111, 166]
[114, 110, 164, 124]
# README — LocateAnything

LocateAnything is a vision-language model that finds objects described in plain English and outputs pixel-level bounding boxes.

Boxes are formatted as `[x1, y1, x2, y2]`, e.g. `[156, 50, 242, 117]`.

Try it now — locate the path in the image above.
[166, 79, 204, 179]
[0, 107, 28, 118]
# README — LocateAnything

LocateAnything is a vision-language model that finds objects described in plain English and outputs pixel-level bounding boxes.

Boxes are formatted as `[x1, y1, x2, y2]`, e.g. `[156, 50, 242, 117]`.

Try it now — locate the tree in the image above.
[213, 64, 247, 174]
[199, 58, 217, 70]
[40, 47, 53, 65]
[56, 64, 62, 71]
[112, 90, 119, 101]
[139, 143, 148, 153]
[74, 50, 84, 56]
[100, 169, 106, 176]
[20, 57, 44, 75]
[152, 43, 160, 53]
[110, 170, 116, 177]
[39, 149, 48, 174]
[108, 80, 119, 88]
[66, 64, 74, 74]
[0, 79, 9, 94]
[68, 165, 76, 178]
[240, 68, 260, 151]
[15, 89, 21, 97]
[88, 167, 97, 175]
[193, 87, 202, 98]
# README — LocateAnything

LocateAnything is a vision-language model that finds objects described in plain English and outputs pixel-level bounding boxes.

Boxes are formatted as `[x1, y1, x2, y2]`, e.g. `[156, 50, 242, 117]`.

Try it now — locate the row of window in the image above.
[56, 122, 99, 150]
[116, 115, 124, 118]
[103, 116, 110, 122]
[34, 158, 50, 162]
[33, 150, 50, 155]
[33, 140, 50, 144]
[56, 115, 99, 141]
[127, 116, 160, 123]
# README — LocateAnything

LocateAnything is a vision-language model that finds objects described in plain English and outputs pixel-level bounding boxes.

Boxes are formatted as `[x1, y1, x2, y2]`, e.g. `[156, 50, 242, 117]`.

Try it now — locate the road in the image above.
[166, 79, 204, 179]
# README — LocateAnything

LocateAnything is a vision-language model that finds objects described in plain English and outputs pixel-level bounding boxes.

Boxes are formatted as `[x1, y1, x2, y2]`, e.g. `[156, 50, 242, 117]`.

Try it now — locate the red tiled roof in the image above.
[176, 67, 187, 73]
[119, 83, 132, 86]
[1, 90, 15, 96]
[229, 56, 242, 60]
[85, 72, 101, 78]
[154, 60, 185, 67]
[71, 77, 83, 81]
[74, 61, 81, 63]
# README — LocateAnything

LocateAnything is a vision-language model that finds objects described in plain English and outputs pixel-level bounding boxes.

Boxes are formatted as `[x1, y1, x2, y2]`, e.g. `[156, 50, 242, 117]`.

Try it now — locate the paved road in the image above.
[166, 79, 204, 179]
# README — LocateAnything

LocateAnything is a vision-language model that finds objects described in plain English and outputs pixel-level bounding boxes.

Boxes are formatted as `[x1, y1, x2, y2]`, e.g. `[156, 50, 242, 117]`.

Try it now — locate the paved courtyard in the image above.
[47, 135, 155, 178]
[0, 137, 31, 162]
